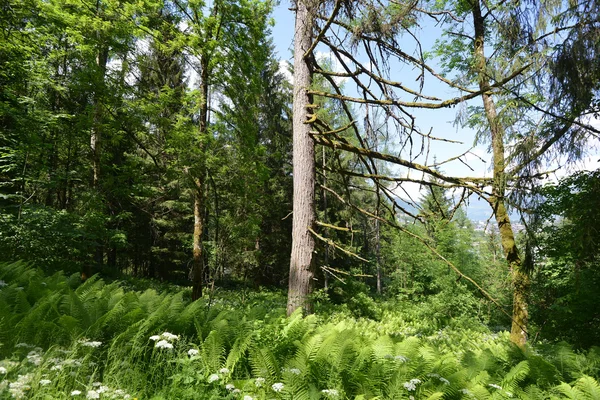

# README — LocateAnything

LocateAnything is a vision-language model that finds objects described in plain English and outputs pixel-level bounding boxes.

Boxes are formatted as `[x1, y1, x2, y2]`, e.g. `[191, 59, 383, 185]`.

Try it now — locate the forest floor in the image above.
[0, 261, 599, 400]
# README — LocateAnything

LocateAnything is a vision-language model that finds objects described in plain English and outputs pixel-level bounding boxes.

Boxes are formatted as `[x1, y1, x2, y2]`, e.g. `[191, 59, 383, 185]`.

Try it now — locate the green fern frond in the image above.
[202, 330, 226, 373]
[574, 375, 600, 399]
[249, 346, 279, 378]
[556, 382, 582, 399]
[226, 323, 254, 373]
[501, 360, 530, 393]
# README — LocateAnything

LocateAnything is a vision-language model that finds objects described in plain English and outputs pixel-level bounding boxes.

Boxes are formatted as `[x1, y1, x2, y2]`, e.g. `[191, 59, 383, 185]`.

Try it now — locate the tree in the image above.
[0, 0, 288, 288]
[284, 0, 599, 344]
[532, 170, 600, 347]
[287, 0, 318, 316]
[168, 0, 276, 299]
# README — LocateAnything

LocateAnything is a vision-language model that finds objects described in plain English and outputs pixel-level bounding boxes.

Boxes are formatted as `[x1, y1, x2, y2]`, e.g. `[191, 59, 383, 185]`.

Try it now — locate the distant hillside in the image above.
[394, 195, 514, 222]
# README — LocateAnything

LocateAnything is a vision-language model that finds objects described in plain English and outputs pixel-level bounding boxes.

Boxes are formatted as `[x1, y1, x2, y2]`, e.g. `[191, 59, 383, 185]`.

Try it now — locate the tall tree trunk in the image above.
[91, 45, 108, 191]
[472, 0, 529, 346]
[375, 216, 381, 294]
[322, 147, 329, 291]
[191, 59, 209, 301]
[85, 39, 109, 281]
[287, 0, 316, 316]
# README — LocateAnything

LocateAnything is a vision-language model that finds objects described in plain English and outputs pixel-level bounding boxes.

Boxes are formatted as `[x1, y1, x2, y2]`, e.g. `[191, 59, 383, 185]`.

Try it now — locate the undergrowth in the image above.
[0, 261, 598, 399]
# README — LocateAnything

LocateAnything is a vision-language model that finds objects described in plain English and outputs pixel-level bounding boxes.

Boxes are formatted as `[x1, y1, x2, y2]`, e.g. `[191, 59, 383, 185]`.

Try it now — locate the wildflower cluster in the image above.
[150, 331, 179, 350]
[271, 382, 284, 392]
[403, 378, 421, 392]
[427, 373, 450, 385]
[282, 367, 301, 375]
[26, 349, 43, 366]
[78, 339, 102, 348]
[7, 373, 33, 399]
[321, 388, 339, 397]
[70, 382, 131, 399]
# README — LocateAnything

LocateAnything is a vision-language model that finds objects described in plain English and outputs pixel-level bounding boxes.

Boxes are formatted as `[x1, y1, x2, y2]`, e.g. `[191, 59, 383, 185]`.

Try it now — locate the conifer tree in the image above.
[288, 0, 318, 315]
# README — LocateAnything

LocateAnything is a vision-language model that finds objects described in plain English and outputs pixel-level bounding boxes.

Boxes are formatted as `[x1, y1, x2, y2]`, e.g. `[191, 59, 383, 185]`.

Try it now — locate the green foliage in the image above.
[531, 170, 600, 348]
[0, 262, 598, 399]
[0, 207, 111, 274]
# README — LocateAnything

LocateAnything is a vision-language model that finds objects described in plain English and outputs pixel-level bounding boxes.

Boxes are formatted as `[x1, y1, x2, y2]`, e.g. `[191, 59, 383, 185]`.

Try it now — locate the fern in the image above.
[501, 360, 530, 394]
[572, 375, 600, 399]
[249, 346, 279, 378]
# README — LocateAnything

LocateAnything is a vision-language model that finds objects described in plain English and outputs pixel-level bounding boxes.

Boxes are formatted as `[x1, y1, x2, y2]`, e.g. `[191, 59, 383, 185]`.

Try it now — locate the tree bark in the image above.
[472, 0, 529, 346]
[287, 0, 316, 316]
[85, 34, 109, 281]
[191, 58, 209, 301]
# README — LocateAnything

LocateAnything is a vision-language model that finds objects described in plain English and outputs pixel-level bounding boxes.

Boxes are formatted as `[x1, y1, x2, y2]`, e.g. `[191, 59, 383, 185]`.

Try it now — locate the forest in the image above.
[0, 0, 599, 398]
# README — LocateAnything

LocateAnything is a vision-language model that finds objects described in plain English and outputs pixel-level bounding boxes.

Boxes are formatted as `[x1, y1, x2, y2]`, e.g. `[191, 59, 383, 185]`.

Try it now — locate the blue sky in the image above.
[267, 1, 599, 204]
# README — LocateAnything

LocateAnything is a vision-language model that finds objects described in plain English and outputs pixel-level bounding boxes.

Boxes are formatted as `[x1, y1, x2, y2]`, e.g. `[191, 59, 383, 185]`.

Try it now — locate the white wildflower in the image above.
[39, 379, 51, 386]
[123, 395, 131, 400]
[0, 366, 7, 374]
[289, 368, 301, 375]
[208, 374, 219, 383]
[255, 377, 265, 387]
[488, 383, 502, 390]
[149, 335, 160, 341]
[321, 389, 339, 397]
[26, 351, 42, 366]
[92, 382, 102, 387]
[232, 389, 241, 394]
[272, 382, 284, 392]
[8, 374, 32, 398]
[225, 384, 236, 391]
[243, 396, 254, 400]
[219, 367, 230, 374]
[97, 386, 109, 393]
[155, 340, 173, 349]
[403, 379, 421, 392]
[161, 332, 179, 341]
[187, 349, 199, 357]
[71, 390, 82, 396]
[82, 341, 102, 348]
[51, 365, 63, 371]
[86, 390, 100, 399]
[428, 374, 450, 385]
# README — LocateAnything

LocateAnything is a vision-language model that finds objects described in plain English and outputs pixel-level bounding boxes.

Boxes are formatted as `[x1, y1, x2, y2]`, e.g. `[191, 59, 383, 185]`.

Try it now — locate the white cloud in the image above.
[315, 51, 348, 86]
[278, 60, 292, 83]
